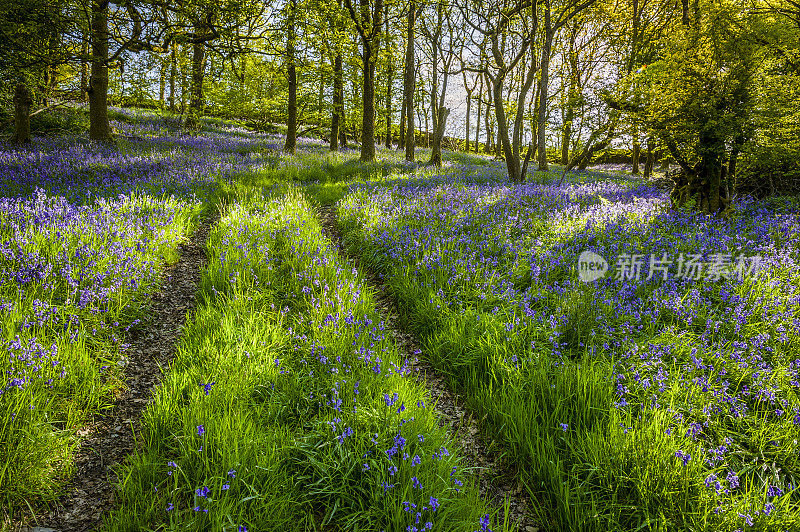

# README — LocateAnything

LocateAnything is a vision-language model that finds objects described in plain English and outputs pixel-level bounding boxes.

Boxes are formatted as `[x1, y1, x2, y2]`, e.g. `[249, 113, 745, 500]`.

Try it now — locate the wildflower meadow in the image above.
[2, 110, 799, 531]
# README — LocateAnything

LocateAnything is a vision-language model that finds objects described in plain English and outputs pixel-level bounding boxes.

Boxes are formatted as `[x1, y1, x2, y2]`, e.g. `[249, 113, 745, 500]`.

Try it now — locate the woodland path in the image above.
[21, 213, 218, 532]
[316, 203, 540, 532]
[20, 201, 541, 531]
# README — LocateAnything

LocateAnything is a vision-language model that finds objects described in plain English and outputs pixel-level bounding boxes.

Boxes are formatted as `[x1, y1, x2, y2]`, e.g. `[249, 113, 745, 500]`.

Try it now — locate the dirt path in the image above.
[316, 204, 539, 532]
[20, 213, 217, 532]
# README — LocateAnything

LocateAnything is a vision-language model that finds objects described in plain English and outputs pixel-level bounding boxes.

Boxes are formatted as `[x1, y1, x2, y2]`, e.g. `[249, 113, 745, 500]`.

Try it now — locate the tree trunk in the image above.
[560, 92, 572, 165]
[475, 94, 481, 154]
[537, 3, 553, 170]
[429, 107, 449, 166]
[644, 136, 654, 177]
[561, 36, 577, 166]
[42, 67, 53, 106]
[330, 52, 343, 151]
[484, 109, 492, 153]
[464, 93, 471, 153]
[529, 80, 539, 154]
[399, 89, 406, 149]
[428, 55, 451, 165]
[42, 26, 59, 105]
[11, 83, 32, 144]
[355, 0, 383, 162]
[536, 33, 553, 169]
[385, 64, 393, 148]
[348, 76, 359, 145]
[565, 112, 621, 172]
[180, 47, 188, 116]
[340, 103, 348, 148]
[576, 139, 611, 170]
[404, 0, 416, 162]
[382, 15, 393, 148]
[521, 142, 534, 179]
[159, 60, 166, 109]
[429, 99, 436, 150]
[513, 46, 538, 180]
[632, 135, 641, 175]
[317, 66, 325, 131]
[240, 56, 248, 87]
[88, 0, 112, 141]
[81, 37, 89, 103]
[430, 57, 438, 150]
[728, 134, 743, 183]
[284, 0, 297, 154]
[361, 42, 377, 161]
[169, 43, 177, 112]
[698, 129, 724, 213]
[492, 75, 520, 180]
[489, 29, 537, 182]
[560, 110, 572, 166]
[423, 110, 429, 147]
[186, 36, 206, 128]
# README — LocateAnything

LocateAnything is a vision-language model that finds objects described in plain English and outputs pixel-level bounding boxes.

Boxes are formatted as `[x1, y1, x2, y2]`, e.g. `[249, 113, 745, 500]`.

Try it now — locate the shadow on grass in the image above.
[319, 169, 800, 531]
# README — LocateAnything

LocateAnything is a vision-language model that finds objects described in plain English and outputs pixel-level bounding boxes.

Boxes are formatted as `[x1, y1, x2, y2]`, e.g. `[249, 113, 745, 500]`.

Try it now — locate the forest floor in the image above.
[18, 197, 538, 532]
[19, 214, 216, 532]
[3, 109, 799, 531]
[316, 203, 538, 532]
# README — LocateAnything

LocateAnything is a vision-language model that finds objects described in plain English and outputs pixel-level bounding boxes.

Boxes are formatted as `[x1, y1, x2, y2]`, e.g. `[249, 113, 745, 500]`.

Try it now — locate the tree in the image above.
[559, 20, 581, 165]
[179, 7, 219, 128]
[606, 0, 759, 213]
[168, 41, 178, 112]
[462, 70, 479, 152]
[344, 0, 384, 161]
[560, 0, 670, 173]
[383, 15, 396, 148]
[462, 0, 538, 182]
[302, 0, 348, 151]
[161, 0, 272, 129]
[422, 0, 459, 166]
[535, 0, 599, 170]
[11, 83, 32, 143]
[403, 0, 419, 161]
[331, 51, 345, 150]
[0, 0, 68, 103]
[87, 0, 114, 140]
[0, 0, 67, 142]
[284, 0, 298, 153]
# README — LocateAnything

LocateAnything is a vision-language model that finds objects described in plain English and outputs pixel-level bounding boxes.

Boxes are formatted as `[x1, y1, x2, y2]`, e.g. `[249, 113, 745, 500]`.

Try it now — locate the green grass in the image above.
[12, 112, 798, 531]
[0, 193, 205, 511]
[107, 185, 502, 531]
[322, 156, 800, 531]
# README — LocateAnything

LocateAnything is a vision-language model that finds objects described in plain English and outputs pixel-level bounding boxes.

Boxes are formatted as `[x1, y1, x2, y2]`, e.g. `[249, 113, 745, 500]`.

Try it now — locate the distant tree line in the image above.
[2, 0, 799, 209]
